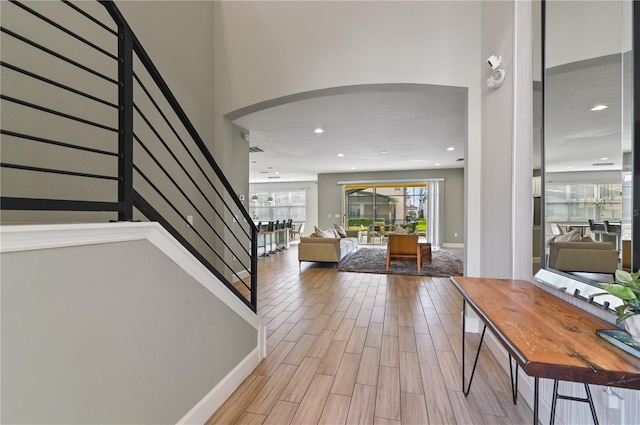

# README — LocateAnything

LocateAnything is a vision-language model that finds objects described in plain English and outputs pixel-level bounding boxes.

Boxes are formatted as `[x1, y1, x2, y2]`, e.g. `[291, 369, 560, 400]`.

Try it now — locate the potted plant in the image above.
[595, 269, 640, 341]
[401, 212, 418, 234]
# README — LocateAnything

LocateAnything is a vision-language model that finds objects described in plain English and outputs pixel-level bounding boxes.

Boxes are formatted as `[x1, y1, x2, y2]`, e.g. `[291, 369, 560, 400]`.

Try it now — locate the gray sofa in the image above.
[298, 229, 358, 267]
[548, 240, 618, 274]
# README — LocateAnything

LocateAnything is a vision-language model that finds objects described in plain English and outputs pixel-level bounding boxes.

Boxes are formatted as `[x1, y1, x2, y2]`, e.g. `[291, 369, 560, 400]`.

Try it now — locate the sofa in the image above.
[298, 226, 359, 267]
[548, 240, 618, 274]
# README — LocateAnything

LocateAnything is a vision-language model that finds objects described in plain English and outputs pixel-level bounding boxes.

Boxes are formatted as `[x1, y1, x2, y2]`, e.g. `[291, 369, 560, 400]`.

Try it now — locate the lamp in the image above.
[486, 55, 506, 89]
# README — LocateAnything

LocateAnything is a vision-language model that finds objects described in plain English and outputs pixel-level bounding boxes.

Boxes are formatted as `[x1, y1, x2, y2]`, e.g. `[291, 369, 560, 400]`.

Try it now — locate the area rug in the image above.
[338, 247, 463, 277]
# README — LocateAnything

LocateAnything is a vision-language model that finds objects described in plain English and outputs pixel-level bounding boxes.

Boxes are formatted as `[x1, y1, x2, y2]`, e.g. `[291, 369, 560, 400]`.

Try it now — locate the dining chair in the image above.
[604, 220, 621, 252]
[372, 221, 386, 244]
[291, 223, 305, 240]
[588, 219, 606, 242]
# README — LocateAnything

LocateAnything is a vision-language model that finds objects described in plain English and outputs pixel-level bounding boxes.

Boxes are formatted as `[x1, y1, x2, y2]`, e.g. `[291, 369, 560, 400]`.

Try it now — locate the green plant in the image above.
[595, 270, 640, 324]
[401, 212, 418, 234]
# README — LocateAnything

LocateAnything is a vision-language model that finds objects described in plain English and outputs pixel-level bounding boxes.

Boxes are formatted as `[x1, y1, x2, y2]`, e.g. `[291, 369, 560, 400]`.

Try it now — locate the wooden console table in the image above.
[449, 276, 640, 425]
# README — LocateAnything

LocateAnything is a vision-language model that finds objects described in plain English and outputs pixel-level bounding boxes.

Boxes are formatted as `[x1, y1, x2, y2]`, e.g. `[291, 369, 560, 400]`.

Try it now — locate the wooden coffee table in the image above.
[418, 240, 432, 272]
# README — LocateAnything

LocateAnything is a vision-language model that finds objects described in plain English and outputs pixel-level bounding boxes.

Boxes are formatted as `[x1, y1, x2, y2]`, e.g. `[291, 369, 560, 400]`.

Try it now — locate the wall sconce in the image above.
[486, 55, 506, 89]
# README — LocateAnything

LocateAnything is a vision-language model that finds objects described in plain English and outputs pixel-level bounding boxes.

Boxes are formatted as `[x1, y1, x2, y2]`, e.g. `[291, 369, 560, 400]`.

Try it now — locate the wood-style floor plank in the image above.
[208, 244, 533, 424]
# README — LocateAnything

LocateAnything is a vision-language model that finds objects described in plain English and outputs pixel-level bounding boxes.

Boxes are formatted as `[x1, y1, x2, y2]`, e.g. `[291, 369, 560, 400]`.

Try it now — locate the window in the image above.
[545, 182, 622, 222]
[249, 189, 306, 222]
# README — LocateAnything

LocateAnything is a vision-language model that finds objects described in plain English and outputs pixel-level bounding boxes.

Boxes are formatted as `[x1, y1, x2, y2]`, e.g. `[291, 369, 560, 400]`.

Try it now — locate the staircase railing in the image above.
[0, 0, 258, 311]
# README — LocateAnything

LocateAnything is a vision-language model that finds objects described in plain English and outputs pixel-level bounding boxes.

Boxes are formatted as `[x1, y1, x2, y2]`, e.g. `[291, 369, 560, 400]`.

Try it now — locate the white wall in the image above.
[479, 1, 516, 278]
[213, 0, 484, 273]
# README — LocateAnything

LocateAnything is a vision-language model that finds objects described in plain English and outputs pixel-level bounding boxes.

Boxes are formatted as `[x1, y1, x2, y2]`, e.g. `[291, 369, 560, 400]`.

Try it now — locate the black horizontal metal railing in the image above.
[0, 0, 258, 311]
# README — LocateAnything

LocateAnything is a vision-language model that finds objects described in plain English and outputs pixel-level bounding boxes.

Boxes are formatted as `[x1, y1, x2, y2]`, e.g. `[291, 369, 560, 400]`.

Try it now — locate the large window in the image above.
[545, 182, 622, 222]
[249, 189, 306, 222]
[344, 183, 427, 231]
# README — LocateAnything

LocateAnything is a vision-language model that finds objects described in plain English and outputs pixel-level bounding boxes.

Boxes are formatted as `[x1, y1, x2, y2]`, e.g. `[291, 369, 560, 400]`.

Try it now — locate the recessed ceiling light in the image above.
[275, 171, 280, 175]
[446, 147, 455, 151]
[600, 157, 609, 161]
[590, 105, 608, 111]
[567, 166, 573, 169]
[351, 167, 356, 170]
[314, 128, 324, 134]
[337, 153, 344, 157]
[435, 163, 441, 166]
[381, 150, 387, 154]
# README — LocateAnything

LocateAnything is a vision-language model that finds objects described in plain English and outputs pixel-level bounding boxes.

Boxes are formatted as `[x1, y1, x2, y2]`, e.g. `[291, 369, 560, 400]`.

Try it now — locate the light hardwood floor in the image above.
[207, 244, 532, 424]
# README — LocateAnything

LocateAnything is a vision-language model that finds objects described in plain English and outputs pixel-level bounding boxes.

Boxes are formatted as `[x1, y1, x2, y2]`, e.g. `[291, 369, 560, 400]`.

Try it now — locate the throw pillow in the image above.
[314, 226, 326, 237]
[323, 228, 337, 238]
[554, 229, 581, 242]
[334, 224, 347, 238]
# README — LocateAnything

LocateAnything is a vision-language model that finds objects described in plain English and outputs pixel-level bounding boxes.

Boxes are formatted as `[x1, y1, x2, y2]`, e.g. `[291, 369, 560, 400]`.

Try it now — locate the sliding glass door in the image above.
[344, 183, 428, 234]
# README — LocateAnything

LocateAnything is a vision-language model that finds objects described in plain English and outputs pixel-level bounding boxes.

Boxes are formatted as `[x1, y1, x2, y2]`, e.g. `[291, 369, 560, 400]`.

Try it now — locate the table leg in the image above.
[534, 377, 539, 425]
[260, 233, 270, 257]
[550, 380, 599, 425]
[508, 353, 519, 404]
[462, 300, 487, 396]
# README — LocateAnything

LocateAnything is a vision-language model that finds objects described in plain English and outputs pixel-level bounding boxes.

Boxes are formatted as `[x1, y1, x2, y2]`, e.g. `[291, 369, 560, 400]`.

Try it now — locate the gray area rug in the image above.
[339, 247, 463, 277]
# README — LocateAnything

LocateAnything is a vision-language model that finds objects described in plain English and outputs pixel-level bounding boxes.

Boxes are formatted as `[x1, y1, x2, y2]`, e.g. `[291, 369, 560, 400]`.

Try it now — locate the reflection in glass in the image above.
[537, 0, 633, 311]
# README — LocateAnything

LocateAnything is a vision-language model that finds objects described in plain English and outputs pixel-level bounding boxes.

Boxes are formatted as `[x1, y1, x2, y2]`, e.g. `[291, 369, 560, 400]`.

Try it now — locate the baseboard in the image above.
[442, 242, 464, 249]
[177, 320, 267, 425]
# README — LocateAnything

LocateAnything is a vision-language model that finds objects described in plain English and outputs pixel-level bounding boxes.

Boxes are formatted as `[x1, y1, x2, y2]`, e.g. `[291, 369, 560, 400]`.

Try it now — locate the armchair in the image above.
[386, 234, 420, 271]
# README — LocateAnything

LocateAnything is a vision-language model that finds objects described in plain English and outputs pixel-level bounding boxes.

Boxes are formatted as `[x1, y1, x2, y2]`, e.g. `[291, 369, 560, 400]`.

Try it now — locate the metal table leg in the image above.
[462, 300, 487, 396]
[550, 380, 599, 425]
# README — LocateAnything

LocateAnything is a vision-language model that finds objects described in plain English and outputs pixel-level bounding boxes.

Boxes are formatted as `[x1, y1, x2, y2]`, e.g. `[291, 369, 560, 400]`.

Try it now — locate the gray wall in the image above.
[317, 168, 464, 245]
[1, 240, 257, 424]
[1, 1, 217, 226]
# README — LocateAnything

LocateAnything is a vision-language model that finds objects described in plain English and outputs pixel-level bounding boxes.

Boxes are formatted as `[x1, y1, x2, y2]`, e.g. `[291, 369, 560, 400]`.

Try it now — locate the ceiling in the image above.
[234, 54, 627, 184]
[233, 86, 468, 183]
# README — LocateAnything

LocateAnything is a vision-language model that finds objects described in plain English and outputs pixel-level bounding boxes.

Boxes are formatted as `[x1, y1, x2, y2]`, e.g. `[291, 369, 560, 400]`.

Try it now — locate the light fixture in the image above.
[435, 163, 441, 166]
[337, 153, 344, 157]
[446, 147, 455, 151]
[600, 157, 609, 161]
[381, 150, 387, 154]
[591, 105, 608, 111]
[251, 194, 258, 202]
[314, 128, 324, 134]
[486, 55, 506, 89]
